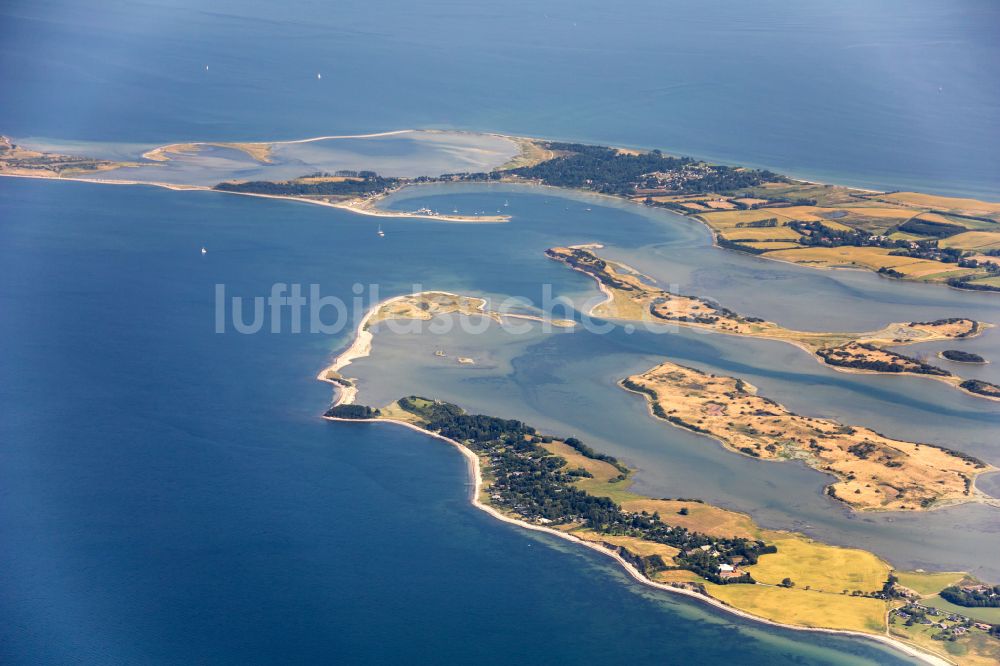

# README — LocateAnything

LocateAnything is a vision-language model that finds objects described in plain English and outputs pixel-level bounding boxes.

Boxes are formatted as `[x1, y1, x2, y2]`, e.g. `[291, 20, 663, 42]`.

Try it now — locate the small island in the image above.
[620, 360, 994, 512]
[941, 349, 987, 364]
[314, 290, 1000, 664]
[546, 246, 1000, 401]
[959, 379, 1000, 399]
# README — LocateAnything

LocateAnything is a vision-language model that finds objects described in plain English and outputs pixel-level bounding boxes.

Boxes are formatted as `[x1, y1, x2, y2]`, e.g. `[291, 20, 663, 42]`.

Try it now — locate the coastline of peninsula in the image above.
[4, 131, 1000, 292]
[316, 293, 998, 666]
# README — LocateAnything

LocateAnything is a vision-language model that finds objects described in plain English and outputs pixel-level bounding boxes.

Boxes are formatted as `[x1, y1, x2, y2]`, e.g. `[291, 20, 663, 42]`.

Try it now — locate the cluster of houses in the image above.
[633, 163, 719, 194]
[891, 602, 994, 637]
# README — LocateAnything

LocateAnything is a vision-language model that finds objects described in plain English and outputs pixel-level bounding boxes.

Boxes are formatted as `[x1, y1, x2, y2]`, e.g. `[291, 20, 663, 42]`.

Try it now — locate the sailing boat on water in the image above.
[377, 224, 385, 237]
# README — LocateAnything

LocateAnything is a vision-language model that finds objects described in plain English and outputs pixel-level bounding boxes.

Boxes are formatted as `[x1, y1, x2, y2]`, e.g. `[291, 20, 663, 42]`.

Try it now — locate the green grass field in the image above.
[923, 595, 1000, 624]
[894, 570, 965, 596]
[748, 536, 890, 594]
[940, 230, 1000, 250]
[967, 275, 1000, 288]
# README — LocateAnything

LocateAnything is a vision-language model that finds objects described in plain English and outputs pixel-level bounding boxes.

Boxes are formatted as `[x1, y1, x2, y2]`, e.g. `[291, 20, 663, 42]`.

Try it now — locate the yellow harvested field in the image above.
[731, 197, 769, 206]
[913, 212, 957, 225]
[893, 570, 965, 596]
[881, 192, 1000, 215]
[652, 569, 703, 584]
[761, 245, 896, 268]
[763, 246, 951, 277]
[619, 499, 760, 539]
[906, 318, 980, 339]
[918, 268, 980, 282]
[749, 535, 889, 593]
[707, 584, 886, 633]
[760, 205, 826, 221]
[940, 231, 1000, 251]
[542, 441, 621, 483]
[718, 226, 802, 241]
[649, 194, 710, 203]
[834, 206, 916, 219]
[894, 261, 980, 279]
[740, 241, 803, 250]
[963, 253, 996, 264]
[812, 219, 854, 232]
[699, 209, 793, 229]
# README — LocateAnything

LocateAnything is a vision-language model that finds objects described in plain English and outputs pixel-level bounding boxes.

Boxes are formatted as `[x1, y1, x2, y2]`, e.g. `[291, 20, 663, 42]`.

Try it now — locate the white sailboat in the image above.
[201, 247, 207, 254]
[377, 224, 385, 237]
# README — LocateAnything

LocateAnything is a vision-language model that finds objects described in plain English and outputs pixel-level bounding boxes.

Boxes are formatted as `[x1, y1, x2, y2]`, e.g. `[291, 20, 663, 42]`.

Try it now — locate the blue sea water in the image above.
[1, 0, 999, 197]
[2, 1, 999, 663]
[0, 180, 921, 664]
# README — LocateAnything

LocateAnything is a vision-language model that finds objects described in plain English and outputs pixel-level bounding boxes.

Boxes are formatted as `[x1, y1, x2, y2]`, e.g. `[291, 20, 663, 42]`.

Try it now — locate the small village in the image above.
[890, 602, 997, 641]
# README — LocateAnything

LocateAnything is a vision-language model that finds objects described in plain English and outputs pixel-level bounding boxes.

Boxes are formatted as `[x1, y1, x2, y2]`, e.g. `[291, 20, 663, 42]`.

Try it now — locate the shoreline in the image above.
[684, 210, 1000, 296]
[319, 416, 949, 666]
[315, 290, 573, 405]
[5, 130, 1000, 289]
[937, 351, 990, 365]
[617, 377, 998, 514]
[137, 129, 417, 161]
[314, 293, 956, 666]
[0, 172, 509, 223]
[549, 251, 1000, 402]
